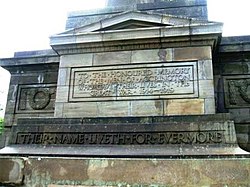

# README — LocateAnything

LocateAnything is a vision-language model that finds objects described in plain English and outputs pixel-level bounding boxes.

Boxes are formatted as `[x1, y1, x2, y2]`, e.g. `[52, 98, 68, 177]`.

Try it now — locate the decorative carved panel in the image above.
[224, 75, 250, 108]
[16, 84, 56, 113]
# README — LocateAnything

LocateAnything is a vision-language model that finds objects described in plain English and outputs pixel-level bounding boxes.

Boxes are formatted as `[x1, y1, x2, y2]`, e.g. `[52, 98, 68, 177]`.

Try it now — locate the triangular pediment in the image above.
[59, 11, 206, 35]
[95, 19, 168, 31]
[50, 10, 223, 55]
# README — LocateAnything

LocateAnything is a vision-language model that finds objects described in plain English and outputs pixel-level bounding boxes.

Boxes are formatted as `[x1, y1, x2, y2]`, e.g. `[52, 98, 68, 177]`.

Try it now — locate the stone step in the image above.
[1, 114, 248, 156]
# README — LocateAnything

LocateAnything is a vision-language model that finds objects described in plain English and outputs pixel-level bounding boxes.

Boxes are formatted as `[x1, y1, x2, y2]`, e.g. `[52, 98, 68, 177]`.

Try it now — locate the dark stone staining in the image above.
[200, 160, 250, 182]
[235, 123, 250, 151]
[0, 159, 14, 182]
[158, 49, 167, 61]
[0, 159, 23, 184]
[154, 100, 162, 110]
[214, 36, 250, 152]
[222, 63, 248, 74]
[25, 159, 89, 181]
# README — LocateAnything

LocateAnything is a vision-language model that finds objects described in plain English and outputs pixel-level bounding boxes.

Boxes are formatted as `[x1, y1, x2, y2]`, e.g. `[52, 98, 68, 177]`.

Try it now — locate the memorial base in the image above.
[1, 156, 250, 186]
[0, 114, 250, 186]
[0, 114, 247, 156]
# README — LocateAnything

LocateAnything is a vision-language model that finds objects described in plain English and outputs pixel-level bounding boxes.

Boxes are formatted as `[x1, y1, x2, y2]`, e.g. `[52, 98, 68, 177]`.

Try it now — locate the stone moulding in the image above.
[50, 11, 223, 55]
[63, 11, 206, 34]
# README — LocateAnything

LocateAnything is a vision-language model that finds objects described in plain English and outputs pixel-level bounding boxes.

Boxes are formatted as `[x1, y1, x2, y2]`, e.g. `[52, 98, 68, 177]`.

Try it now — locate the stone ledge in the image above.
[0, 55, 59, 67]
[219, 36, 250, 53]
[14, 49, 57, 58]
[16, 113, 232, 125]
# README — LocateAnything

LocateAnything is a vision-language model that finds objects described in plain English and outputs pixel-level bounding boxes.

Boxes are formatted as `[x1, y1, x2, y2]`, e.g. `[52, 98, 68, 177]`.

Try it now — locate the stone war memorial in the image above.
[0, 0, 250, 186]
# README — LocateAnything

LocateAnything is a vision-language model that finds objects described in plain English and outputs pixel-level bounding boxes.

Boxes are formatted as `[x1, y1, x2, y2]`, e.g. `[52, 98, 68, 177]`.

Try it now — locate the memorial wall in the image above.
[51, 10, 218, 118]
[0, 0, 249, 186]
[55, 45, 213, 117]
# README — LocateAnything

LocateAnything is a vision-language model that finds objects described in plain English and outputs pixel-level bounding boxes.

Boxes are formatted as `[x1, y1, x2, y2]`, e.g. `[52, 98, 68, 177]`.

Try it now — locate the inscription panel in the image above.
[69, 62, 198, 101]
[16, 84, 57, 113]
[15, 131, 224, 145]
[224, 75, 250, 108]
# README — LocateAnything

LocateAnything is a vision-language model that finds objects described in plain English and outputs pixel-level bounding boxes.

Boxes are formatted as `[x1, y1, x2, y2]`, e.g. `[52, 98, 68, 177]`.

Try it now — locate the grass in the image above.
[0, 118, 3, 134]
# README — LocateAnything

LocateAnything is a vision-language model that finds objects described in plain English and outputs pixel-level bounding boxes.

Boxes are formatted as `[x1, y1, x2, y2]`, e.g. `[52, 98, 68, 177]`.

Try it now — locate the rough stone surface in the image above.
[0, 133, 5, 149]
[173, 46, 212, 61]
[0, 156, 249, 187]
[0, 158, 24, 185]
[165, 99, 204, 115]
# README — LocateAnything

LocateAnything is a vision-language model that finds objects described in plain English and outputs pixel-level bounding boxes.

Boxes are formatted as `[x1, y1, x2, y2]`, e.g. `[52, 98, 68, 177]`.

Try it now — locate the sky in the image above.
[0, 0, 107, 58]
[0, 67, 10, 117]
[0, 0, 250, 117]
[0, 0, 250, 58]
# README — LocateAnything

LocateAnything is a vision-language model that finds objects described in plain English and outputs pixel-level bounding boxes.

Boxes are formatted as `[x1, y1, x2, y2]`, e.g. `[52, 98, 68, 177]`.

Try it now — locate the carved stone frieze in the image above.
[224, 75, 250, 108]
[16, 84, 56, 113]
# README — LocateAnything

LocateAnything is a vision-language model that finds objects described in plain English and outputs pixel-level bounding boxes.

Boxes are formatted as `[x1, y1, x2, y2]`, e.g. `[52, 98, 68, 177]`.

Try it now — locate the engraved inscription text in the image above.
[16, 131, 223, 145]
[70, 62, 197, 101]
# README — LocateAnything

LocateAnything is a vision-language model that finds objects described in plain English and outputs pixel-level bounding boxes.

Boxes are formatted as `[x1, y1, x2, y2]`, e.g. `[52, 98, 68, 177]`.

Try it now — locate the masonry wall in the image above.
[214, 36, 250, 151]
[55, 45, 215, 118]
[0, 50, 59, 129]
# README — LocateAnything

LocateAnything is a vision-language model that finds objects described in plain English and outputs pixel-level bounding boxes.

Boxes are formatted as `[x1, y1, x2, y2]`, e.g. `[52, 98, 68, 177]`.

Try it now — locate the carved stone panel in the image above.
[16, 84, 56, 113]
[224, 75, 250, 108]
[69, 62, 198, 102]
[14, 130, 224, 145]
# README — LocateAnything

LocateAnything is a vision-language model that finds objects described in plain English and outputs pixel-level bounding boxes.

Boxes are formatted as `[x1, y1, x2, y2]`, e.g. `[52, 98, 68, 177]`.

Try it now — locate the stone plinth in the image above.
[1, 156, 250, 186]
[0, 114, 247, 157]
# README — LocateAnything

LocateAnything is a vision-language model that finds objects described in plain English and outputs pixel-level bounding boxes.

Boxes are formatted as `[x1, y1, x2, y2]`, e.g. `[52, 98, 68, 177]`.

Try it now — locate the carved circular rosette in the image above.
[28, 88, 51, 110]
